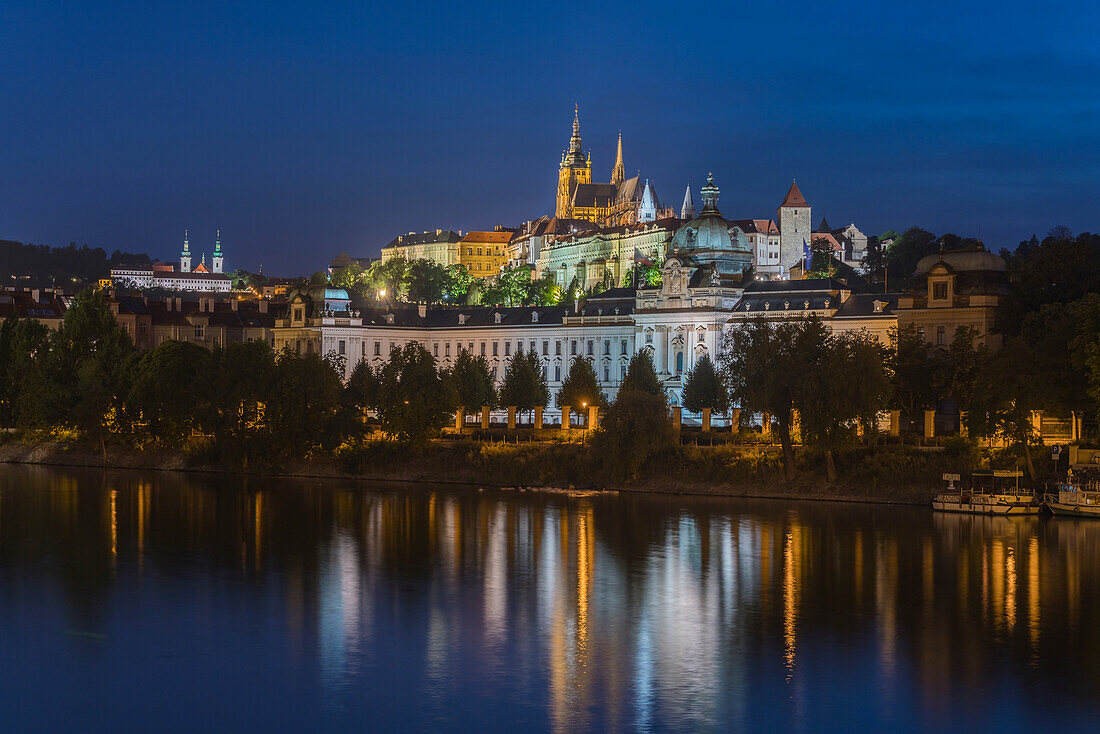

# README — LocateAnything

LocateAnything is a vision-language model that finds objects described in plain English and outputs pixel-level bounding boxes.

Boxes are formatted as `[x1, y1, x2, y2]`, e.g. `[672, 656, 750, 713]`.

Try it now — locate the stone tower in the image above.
[212, 229, 224, 274]
[556, 105, 591, 219]
[180, 229, 192, 272]
[611, 132, 625, 187]
[680, 184, 695, 220]
[778, 180, 811, 275]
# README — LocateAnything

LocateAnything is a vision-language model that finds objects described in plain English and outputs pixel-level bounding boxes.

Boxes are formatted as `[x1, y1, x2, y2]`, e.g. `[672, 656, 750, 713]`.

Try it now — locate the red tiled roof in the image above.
[780, 180, 808, 208]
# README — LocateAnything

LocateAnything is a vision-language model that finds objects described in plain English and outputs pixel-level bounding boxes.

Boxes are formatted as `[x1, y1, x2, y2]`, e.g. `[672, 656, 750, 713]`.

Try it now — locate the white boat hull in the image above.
[933, 494, 1039, 515]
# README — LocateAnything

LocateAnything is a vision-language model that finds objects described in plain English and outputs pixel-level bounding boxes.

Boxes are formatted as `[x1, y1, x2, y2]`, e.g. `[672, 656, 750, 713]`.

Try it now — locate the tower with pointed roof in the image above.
[180, 229, 192, 272]
[638, 179, 657, 222]
[680, 184, 695, 220]
[556, 105, 592, 218]
[212, 229, 224, 274]
[778, 179, 811, 275]
[611, 132, 625, 187]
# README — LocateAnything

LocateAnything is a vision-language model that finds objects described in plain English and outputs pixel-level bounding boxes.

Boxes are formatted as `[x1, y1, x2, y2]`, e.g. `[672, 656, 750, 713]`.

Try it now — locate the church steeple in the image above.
[180, 229, 192, 272]
[611, 131, 625, 186]
[699, 172, 721, 216]
[212, 229, 224, 274]
[556, 105, 592, 218]
[563, 104, 586, 167]
[680, 184, 695, 220]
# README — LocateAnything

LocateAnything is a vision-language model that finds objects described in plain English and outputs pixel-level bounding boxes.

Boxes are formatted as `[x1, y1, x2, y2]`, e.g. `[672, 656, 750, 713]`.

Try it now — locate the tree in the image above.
[406, 259, 449, 303]
[369, 256, 410, 299]
[593, 389, 675, 483]
[681, 353, 729, 415]
[721, 316, 830, 480]
[620, 350, 664, 397]
[447, 350, 496, 417]
[499, 265, 533, 306]
[330, 263, 364, 291]
[556, 357, 607, 411]
[882, 227, 937, 284]
[797, 331, 889, 481]
[376, 342, 455, 443]
[943, 326, 985, 413]
[127, 340, 212, 442]
[443, 264, 475, 303]
[527, 273, 561, 306]
[206, 340, 276, 468]
[0, 316, 50, 427]
[498, 350, 549, 420]
[265, 350, 343, 460]
[888, 324, 947, 426]
[970, 340, 1045, 478]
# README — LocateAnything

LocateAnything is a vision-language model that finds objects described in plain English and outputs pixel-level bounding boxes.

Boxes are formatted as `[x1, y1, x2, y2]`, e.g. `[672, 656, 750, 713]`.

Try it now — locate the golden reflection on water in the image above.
[6, 467, 1100, 729]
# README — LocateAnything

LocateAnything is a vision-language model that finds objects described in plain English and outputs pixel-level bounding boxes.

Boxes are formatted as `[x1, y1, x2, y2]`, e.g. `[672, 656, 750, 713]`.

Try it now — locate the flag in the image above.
[803, 238, 812, 272]
[634, 248, 654, 267]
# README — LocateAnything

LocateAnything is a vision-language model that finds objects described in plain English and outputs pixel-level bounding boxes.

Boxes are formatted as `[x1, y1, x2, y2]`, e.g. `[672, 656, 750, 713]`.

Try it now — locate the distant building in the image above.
[459, 229, 513, 278]
[110, 230, 232, 292]
[895, 247, 1008, 351]
[379, 229, 462, 267]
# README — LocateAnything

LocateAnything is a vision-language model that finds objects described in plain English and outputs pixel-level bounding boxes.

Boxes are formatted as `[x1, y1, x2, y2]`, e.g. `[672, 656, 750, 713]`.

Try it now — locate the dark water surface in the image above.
[1, 466, 1099, 733]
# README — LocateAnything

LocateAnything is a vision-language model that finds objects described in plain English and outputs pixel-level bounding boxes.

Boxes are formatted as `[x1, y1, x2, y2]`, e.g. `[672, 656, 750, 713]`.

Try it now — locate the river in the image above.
[0, 465, 1098, 732]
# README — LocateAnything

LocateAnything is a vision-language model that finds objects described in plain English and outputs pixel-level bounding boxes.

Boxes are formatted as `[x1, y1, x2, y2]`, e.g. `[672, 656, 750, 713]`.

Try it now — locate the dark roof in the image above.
[744, 278, 843, 293]
[572, 182, 620, 208]
[832, 293, 901, 319]
[0, 290, 67, 320]
[355, 305, 571, 329]
[384, 230, 462, 249]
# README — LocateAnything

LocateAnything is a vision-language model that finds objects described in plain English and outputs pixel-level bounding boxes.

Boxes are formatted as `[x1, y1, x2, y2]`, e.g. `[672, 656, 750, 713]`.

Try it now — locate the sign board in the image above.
[1052, 445, 1062, 460]
[942, 473, 961, 482]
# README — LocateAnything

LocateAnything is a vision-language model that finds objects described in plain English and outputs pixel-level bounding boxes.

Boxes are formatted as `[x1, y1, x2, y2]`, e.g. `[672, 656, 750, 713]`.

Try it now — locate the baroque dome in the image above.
[669, 173, 753, 274]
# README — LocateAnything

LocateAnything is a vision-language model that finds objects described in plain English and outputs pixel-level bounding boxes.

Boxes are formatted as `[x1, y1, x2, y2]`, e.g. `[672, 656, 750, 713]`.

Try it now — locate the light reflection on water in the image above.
[1, 465, 1099, 732]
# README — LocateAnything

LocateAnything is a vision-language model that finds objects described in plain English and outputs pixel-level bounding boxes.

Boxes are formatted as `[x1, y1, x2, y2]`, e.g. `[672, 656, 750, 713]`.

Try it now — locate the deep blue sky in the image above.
[2, 1, 1098, 274]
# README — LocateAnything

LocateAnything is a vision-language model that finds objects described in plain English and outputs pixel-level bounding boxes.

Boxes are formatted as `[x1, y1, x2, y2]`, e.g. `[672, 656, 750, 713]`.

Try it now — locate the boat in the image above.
[1044, 467, 1100, 517]
[932, 470, 1039, 515]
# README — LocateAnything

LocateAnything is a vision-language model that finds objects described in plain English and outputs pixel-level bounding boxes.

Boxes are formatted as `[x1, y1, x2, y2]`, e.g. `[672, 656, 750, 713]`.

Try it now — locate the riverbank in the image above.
[0, 434, 975, 505]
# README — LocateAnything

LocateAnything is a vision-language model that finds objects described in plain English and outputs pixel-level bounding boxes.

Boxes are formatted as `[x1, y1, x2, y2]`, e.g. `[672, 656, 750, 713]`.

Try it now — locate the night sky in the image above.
[2, 0, 1098, 274]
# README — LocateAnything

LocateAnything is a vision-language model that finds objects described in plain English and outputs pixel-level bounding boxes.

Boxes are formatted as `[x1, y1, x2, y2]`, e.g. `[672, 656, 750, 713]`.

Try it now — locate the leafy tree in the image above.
[207, 340, 276, 468]
[888, 324, 947, 425]
[681, 352, 729, 415]
[721, 316, 830, 480]
[883, 227, 937, 283]
[128, 340, 212, 442]
[443, 264, 475, 303]
[407, 259, 449, 303]
[330, 263, 364, 291]
[562, 276, 582, 311]
[527, 273, 561, 306]
[369, 256, 411, 299]
[499, 265, 533, 305]
[593, 388, 674, 483]
[639, 264, 662, 287]
[29, 289, 135, 459]
[0, 316, 50, 427]
[447, 350, 496, 416]
[556, 357, 607, 411]
[943, 326, 985, 412]
[376, 342, 455, 443]
[265, 350, 343, 460]
[498, 350, 549, 420]
[620, 350, 664, 397]
[798, 331, 889, 480]
[970, 340, 1045, 478]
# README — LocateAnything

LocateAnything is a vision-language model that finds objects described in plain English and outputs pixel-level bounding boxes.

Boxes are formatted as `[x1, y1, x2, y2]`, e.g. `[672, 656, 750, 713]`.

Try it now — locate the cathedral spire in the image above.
[564, 104, 585, 165]
[611, 131, 625, 186]
[180, 229, 192, 272]
[680, 184, 695, 220]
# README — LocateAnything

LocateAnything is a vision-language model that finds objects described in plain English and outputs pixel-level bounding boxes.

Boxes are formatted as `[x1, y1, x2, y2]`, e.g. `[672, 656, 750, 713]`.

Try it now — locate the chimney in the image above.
[258, 300, 268, 313]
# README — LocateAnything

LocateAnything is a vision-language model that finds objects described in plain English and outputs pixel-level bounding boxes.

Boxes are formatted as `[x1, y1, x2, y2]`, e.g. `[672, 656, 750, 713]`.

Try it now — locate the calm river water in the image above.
[1, 466, 1099, 732]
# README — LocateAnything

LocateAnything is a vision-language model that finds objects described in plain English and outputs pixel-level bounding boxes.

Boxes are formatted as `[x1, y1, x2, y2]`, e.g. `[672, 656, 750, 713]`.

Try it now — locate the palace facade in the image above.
[110, 230, 232, 292]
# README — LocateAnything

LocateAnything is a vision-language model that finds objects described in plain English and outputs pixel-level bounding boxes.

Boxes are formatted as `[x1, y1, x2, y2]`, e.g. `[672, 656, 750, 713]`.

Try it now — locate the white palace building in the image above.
[110, 230, 232, 292]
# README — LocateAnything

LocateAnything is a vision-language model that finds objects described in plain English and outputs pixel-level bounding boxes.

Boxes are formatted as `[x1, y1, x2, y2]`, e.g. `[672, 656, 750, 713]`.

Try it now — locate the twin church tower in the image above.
[179, 229, 225, 274]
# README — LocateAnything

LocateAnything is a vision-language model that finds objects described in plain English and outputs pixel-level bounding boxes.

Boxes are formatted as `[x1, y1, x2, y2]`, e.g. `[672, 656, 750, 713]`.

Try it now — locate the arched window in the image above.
[675, 351, 684, 374]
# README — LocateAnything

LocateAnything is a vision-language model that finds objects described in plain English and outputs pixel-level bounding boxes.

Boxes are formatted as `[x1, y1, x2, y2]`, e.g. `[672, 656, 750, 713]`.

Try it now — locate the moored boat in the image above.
[1044, 480, 1100, 517]
[933, 470, 1039, 515]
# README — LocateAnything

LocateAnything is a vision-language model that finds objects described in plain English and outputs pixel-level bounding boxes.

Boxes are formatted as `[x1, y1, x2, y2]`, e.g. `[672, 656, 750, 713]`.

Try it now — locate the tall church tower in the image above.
[212, 229, 224, 274]
[680, 184, 695, 220]
[778, 180, 812, 275]
[180, 229, 192, 272]
[556, 105, 591, 219]
[611, 132, 625, 187]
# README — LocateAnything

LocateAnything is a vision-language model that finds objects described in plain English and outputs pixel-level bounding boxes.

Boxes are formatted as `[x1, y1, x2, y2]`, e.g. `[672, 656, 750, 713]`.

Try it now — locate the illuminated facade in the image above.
[459, 230, 513, 278]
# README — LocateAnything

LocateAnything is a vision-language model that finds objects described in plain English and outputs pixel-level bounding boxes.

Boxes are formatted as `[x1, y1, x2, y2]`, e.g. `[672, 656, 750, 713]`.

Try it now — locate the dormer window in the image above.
[873, 300, 885, 313]
[494, 312, 502, 324]
[531, 311, 539, 323]
[804, 300, 810, 309]
[458, 314, 467, 325]
[933, 282, 948, 300]
[386, 313, 395, 324]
